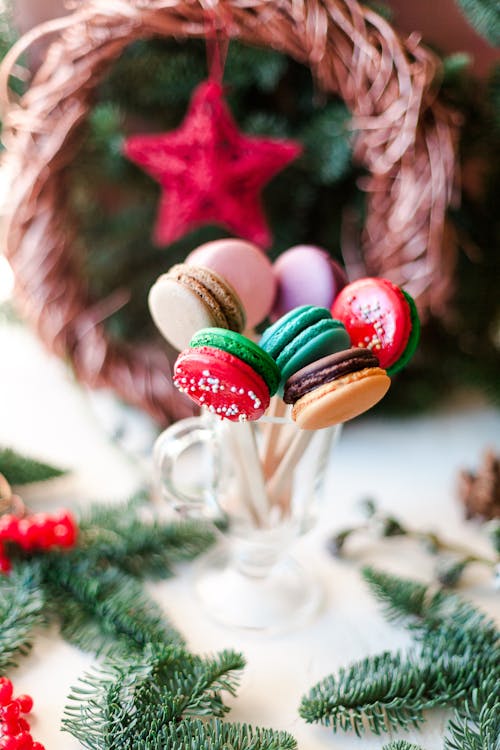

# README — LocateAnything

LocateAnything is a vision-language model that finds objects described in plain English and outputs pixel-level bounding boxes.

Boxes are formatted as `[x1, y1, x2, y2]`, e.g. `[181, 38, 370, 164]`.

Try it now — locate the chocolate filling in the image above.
[283, 348, 380, 403]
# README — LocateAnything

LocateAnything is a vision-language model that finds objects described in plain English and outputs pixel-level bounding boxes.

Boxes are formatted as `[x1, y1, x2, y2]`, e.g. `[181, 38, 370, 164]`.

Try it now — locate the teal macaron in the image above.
[260, 306, 351, 386]
[190, 328, 281, 396]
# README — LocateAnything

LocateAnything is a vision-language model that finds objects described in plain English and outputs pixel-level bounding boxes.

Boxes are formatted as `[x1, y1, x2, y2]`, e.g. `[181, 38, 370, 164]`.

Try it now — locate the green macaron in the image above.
[260, 306, 351, 387]
[190, 328, 280, 396]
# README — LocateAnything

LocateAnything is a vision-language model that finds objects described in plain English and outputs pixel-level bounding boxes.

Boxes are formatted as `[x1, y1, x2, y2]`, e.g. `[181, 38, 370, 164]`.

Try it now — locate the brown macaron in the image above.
[285, 348, 390, 429]
[148, 264, 246, 351]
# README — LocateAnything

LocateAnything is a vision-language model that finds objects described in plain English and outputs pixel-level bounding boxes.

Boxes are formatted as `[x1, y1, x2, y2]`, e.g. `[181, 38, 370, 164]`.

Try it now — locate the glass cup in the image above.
[153, 406, 340, 633]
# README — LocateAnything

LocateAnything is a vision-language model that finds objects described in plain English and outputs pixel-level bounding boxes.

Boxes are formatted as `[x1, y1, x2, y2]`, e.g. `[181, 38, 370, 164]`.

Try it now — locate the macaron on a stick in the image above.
[272, 245, 347, 320]
[186, 239, 276, 330]
[331, 277, 420, 375]
[173, 328, 280, 422]
[149, 263, 246, 351]
[284, 348, 391, 430]
[259, 304, 350, 476]
[259, 305, 351, 389]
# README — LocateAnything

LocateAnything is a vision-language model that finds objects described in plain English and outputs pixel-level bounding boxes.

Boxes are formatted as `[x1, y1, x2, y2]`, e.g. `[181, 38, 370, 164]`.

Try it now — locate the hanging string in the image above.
[204, 15, 229, 84]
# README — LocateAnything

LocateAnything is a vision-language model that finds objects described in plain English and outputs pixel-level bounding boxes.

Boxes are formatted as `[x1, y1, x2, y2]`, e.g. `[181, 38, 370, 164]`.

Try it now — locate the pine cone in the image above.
[458, 449, 500, 520]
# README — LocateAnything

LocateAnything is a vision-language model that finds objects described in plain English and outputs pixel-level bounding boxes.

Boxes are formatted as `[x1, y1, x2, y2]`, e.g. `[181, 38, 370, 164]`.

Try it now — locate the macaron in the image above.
[260, 305, 351, 388]
[148, 263, 246, 351]
[190, 328, 280, 397]
[284, 348, 391, 429]
[174, 346, 270, 421]
[331, 278, 420, 374]
[186, 239, 276, 329]
[272, 245, 347, 319]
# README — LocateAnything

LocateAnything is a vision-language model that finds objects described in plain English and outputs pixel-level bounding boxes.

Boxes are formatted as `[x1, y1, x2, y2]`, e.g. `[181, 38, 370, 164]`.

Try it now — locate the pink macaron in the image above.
[186, 239, 276, 329]
[271, 245, 347, 320]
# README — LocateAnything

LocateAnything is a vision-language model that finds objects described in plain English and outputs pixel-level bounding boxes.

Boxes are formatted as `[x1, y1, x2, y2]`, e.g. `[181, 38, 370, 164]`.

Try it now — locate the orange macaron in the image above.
[284, 348, 390, 429]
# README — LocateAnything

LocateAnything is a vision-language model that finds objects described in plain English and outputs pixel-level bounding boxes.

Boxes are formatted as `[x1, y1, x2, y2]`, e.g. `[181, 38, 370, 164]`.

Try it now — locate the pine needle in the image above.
[136, 718, 298, 750]
[301, 568, 499, 738]
[77, 497, 215, 579]
[0, 563, 45, 672]
[63, 645, 246, 748]
[0, 447, 66, 485]
[42, 555, 184, 657]
[445, 675, 500, 750]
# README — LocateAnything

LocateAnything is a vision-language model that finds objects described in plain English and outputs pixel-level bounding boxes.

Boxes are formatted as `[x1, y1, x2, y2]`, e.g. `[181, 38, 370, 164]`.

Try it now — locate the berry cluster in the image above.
[0, 511, 77, 574]
[0, 678, 44, 750]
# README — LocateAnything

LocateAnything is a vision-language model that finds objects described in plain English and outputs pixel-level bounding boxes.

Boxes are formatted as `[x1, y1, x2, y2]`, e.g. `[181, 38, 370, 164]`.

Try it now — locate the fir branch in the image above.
[77, 497, 215, 579]
[0, 563, 45, 672]
[361, 566, 498, 641]
[42, 555, 183, 657]
[456, 0, 500, 46]
[301, 568, 499, 737]
[63, 645, 246, 749]
[133, 718, 297, 750]
[0, 447, 65, 485]
[382, 742, 426, 750]
[299, 649, 476, 735]
[445, 675, 500, 750]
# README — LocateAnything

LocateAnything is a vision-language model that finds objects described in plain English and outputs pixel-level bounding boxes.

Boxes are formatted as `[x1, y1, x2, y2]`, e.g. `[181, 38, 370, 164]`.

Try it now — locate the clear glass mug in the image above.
[153, 408, 340, 633]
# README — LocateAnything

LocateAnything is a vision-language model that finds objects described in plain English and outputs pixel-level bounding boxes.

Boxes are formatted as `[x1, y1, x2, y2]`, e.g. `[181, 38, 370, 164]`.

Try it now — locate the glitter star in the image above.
[123, 80, 302, 248]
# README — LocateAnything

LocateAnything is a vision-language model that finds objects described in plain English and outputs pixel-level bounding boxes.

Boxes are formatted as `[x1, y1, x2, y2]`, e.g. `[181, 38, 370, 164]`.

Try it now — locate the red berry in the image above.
[0, 678, 13, 706]
[51, 512, 77, 548]
[15, 696, 32, 715]
[15, 719, 29, 733]
[0, 516, 20, 543]
[13, 732, 32, 750]
[2, 702, 20, 723]
[26, 516, 53, 551]
[15, 520, 35, 552]
[1, 719, 20, 735]
[0, 736, 20, 749]
[31, 744, 44, 750]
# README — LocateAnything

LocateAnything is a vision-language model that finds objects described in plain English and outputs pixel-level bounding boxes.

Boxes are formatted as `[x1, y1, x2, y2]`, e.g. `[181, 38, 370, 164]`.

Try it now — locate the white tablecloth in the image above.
[1, 317, 499, 750]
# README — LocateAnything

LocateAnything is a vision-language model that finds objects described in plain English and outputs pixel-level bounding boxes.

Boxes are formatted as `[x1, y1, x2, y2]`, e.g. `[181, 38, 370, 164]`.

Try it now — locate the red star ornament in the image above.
[123, 80, 302, 248]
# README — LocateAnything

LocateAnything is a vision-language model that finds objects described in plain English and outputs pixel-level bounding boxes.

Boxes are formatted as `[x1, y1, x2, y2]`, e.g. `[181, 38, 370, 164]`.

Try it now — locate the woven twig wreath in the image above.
[0, 0, 459, 425]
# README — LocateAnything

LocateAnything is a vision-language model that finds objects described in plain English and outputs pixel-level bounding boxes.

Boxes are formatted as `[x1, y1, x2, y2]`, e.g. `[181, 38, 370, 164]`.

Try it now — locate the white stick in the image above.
[260, 396, 289, 480]
[265, 429, 314, 514]
[224, 425, 260, 526]
[226, 420, 268, 527]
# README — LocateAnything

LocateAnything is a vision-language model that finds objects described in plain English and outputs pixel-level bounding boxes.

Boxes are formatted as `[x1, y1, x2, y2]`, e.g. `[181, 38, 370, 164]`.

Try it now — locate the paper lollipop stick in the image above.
[226, 420, 268, 527]
[260, 396, 289, 479]
[265, 429, 314, 514]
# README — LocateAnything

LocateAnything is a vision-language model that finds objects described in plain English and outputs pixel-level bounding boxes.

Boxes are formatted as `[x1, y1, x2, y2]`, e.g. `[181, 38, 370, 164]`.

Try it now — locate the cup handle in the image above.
[153, 417, 219, 515]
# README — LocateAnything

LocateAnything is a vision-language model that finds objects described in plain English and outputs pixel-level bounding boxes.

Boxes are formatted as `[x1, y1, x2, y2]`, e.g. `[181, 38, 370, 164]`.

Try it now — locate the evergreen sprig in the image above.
[0, 563, 45, 672]
[136, 718, 297, 750]
[1, 497, 214, 662]
[76, 495, 215, 579]
[62, 645, 247, 749]
[300, 567, 499, 740]
[382, 742, 426, 750]
[445, 676, 500, 750]
[42, 556, 183, 657]
[0, 447, 65, 485]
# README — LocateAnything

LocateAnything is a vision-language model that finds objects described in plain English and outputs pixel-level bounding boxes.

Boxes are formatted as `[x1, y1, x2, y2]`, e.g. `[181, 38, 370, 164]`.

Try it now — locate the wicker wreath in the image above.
[0, 0, 459, 425]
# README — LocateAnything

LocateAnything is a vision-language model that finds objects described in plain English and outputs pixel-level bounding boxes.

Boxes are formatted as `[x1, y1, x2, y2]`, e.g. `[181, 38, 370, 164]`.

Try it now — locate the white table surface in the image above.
[1, 315, 499, 750]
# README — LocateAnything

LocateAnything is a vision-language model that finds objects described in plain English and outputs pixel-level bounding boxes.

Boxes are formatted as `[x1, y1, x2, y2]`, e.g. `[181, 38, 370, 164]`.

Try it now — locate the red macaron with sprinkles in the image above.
[173, 328, 280, 421]
[331, 277, 420, 375]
